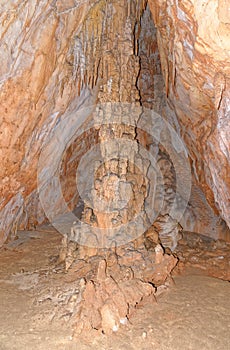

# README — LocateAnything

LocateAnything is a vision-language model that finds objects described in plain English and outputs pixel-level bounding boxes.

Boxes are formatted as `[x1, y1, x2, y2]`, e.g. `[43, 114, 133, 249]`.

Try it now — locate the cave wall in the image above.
[0, 0, 90, 244]
[0, 0, 229, 246]
[139, 3, 230, 240]
[148, 0, 230, 229]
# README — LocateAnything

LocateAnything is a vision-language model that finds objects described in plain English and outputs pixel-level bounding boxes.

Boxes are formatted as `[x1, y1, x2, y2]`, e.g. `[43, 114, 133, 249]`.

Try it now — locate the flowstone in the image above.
[58, 234, 177, 334]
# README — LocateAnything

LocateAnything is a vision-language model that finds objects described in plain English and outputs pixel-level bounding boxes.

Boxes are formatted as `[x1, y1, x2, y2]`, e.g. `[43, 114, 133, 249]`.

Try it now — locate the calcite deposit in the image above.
[0, 0, 230, 343]
[58, 243, 177, 335]
[0, 1, 229, 246]
[148, 0, 230, 229]
[0, 0, 90, 244]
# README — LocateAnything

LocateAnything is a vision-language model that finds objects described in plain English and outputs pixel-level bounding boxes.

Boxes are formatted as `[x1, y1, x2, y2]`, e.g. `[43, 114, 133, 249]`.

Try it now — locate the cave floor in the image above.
[0, 227, 229, 350]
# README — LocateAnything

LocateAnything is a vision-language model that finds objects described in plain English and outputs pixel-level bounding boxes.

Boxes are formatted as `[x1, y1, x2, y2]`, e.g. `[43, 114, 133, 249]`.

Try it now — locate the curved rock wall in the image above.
[0, 0, 229, 246]
[0, 0, 89, 244]
[148, 0, 230, 228]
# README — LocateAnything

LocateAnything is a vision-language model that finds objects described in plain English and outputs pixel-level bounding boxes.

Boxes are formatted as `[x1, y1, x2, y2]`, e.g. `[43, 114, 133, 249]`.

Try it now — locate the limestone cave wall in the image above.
[148, 0, 230, 229]
[0, 0, 229, 246]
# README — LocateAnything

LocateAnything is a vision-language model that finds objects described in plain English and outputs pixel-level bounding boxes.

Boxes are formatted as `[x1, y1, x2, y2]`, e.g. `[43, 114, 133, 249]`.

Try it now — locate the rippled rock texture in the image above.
[58, 243, 177, 335]
[148, 0, 230, 229]
[0, 0, 90, 244]
[0, 0, 229, 246]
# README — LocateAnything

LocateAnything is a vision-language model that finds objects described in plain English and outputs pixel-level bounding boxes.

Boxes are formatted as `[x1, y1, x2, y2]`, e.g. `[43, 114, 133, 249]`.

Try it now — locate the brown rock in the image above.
[148, 0, 230, 230]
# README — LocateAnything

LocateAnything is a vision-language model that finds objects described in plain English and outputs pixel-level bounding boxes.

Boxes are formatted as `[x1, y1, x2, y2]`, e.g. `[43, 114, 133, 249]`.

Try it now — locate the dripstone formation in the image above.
[59, 0, 178, 335]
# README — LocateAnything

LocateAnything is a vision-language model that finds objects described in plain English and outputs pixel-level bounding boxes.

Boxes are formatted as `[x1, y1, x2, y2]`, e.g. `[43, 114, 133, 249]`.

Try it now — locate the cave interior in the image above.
[0, 0, 229, 348]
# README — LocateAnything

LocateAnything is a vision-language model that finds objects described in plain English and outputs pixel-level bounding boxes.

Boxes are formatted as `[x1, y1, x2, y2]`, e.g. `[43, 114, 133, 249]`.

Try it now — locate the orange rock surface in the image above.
[148, 0, 230, 228]
[0, 0, 229, 245]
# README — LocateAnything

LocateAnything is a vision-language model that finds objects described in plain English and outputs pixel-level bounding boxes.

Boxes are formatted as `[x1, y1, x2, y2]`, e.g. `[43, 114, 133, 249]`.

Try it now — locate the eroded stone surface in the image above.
[175, 230, 230, 281]
[59, 244, 177, 335]
[0, 0, 90, 244]
[0, 0, 229, 248]
[0, 228, 229, 349]
[148, 0, 230, 229]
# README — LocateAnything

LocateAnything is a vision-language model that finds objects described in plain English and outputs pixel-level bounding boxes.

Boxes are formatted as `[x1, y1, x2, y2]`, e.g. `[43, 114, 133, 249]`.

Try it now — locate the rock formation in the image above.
[0, 1, 229, 244]
[1, 0, 230, 338]
[148, 0, 230, 231]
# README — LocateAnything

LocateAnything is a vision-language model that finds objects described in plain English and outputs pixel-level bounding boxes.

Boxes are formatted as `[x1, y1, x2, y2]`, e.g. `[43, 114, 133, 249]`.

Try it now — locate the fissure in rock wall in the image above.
[58, 0, 188, 255]
[0, 0, 229, 247]
[55, 1, 178, 335]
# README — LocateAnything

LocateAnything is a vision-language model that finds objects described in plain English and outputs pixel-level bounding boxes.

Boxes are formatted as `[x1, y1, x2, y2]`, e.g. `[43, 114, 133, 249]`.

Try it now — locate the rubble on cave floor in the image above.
[58, 228, 230, 336]
[174, 231, 230, 281]
[0, 226, 229, 342]
[0, 226, 178, 336]
[58, 234, 178, 335]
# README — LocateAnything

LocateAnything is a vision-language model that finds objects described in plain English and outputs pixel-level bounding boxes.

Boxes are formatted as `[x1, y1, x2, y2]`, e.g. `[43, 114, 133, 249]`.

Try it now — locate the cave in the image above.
[0, 0, 230, 349]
